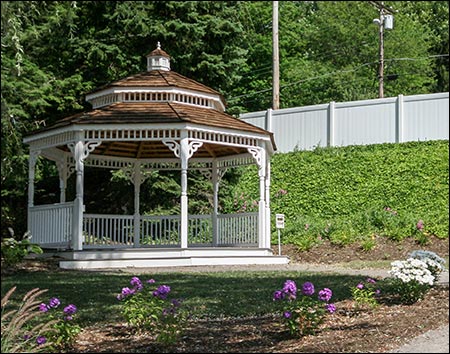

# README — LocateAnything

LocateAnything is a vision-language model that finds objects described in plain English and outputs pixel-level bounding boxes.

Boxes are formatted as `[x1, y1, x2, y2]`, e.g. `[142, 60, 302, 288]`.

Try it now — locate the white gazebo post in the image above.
[248, 146, 266, 248]
[69, 134, 100, 251]
[133, 162, 142, 247]
[258, 149, 267, 248]
[27, 149, 40, 231]
[70, 138, 85, 251]
[265, 157, 271, 249]
[179, 135, 190, 249]
[172, 133, 203, 249]
[211, 159, 219, 246]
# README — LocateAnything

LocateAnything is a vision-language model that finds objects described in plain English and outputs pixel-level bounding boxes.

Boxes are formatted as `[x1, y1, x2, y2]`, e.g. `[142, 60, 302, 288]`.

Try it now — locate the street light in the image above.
[372, 3, 394, 98]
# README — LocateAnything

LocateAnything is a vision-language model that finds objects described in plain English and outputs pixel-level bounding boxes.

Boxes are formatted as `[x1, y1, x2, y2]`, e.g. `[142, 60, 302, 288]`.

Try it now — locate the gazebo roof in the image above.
[86, 70, 223, 100]
[24, 43, 276, 160]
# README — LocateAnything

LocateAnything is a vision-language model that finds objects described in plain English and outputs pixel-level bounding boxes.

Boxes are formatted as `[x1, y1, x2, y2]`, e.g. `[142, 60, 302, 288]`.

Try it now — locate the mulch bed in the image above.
[71, 287, 448, 353]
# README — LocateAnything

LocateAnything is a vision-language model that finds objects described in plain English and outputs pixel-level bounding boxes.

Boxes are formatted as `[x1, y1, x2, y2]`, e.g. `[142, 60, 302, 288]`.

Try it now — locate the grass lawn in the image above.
[1, 268, 368, 326]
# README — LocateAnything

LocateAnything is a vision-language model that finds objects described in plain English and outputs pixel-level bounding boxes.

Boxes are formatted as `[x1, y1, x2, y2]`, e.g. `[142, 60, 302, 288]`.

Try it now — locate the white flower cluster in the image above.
[408, 250, 446, 277]
[389, 258, 435, 286]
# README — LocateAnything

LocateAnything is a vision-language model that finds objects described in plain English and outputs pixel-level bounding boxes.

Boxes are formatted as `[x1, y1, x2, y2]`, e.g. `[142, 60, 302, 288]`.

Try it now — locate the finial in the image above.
[157, 41, 161, 50]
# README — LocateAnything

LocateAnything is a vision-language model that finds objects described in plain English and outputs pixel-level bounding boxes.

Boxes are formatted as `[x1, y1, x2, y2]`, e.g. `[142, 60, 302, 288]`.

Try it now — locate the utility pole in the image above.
[370, 1, 395, 98]
[378, 4, 385, 98]
[272, 0, 280, 110]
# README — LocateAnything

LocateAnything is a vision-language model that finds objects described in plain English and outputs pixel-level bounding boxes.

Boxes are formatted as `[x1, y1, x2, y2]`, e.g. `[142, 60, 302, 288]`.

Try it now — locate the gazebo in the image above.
[23, 43, 289, 269]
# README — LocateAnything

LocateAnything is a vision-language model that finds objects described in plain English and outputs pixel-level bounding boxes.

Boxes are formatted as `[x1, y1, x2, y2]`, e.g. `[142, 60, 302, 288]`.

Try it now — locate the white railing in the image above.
[140, 215, 180, 246]
[83, 214, 134, 247]
[188, 215, 213, 245]
[218, 212, 258, 246]
[29, 202, 74, 247]
[140, 214, 213, 246]
[81, 213, 257, 248]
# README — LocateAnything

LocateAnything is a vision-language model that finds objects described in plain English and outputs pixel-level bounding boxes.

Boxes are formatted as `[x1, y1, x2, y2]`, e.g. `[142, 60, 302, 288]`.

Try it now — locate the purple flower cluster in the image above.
[39, 303, 49, 312]
[325, 303, 336, 313]
[117, 276, 173, 301]
[63, 304, 77, 320]
[36, 336, 47, 345]
[117, 276, 154, 300]
[153, 285, 171, 300]
[301, 282, 315, 296]
[130, 276, 143, 290]
[318, 288, 332, 302]
[38, 297, 77, 321]
[273, 279, 297, 301]
[49, 297, 61, 308]
[273, 280, 336, 314]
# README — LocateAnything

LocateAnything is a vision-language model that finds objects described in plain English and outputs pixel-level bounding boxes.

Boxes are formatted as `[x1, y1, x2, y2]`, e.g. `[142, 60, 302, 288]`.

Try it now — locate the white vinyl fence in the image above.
[240, 92, 449, 153]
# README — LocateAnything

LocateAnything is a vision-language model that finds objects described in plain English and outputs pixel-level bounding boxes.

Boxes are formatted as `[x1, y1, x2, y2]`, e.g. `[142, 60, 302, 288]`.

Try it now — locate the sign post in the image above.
[275, 214, 285, 255]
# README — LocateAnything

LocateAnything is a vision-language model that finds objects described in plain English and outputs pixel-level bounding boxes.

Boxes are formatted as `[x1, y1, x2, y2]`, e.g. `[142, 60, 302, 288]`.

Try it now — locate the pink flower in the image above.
[416, 220, 424, 231]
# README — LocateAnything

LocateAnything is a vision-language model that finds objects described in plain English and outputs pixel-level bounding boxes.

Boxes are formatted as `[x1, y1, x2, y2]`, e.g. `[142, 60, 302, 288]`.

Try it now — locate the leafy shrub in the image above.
[1, 229, 43, 266]
[227, 140, 449, 247]
[117, 276, 188, 345]
[351, 278, 380, 310]
[37, 297, 81, 351]
[272, 280, 336, 337]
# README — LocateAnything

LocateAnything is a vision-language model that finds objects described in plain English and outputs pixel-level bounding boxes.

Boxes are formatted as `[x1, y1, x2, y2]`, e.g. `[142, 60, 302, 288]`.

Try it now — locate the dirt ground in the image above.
[68, 236, 449, 353]
[277, 235, 449, 265]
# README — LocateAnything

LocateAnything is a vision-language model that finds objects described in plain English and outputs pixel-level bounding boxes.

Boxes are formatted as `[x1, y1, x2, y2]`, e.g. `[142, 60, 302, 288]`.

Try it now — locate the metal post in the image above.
[277, 229, 281, 255]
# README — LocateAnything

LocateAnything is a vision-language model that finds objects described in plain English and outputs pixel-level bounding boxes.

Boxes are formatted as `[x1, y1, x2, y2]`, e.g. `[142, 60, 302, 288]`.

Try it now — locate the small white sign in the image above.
[276, 214, 285, 229]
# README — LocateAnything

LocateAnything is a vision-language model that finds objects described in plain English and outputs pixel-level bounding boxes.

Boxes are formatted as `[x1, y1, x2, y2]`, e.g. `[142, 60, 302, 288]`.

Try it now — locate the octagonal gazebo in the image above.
[23, 43, 289, 269]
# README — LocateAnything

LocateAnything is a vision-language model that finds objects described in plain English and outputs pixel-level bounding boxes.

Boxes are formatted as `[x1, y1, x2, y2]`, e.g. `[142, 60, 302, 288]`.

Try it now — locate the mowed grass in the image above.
[1, 268, 367, 326]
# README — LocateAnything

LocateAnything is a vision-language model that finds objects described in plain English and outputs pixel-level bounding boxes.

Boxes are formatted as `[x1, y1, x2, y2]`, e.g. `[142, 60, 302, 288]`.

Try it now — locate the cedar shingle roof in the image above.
[146, 47, 170, 58]
[30, 101, 275, 158]
[40, 101, 270, 135]
[88, 70, 221, 98]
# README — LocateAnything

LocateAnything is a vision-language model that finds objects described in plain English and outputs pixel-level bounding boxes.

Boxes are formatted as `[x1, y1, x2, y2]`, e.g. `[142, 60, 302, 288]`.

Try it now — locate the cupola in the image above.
[146, 42, 171, 71]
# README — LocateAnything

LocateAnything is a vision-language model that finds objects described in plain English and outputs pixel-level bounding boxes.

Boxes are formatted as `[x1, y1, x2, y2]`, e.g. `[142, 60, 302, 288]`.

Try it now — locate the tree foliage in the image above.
[1, 1, 448, 236]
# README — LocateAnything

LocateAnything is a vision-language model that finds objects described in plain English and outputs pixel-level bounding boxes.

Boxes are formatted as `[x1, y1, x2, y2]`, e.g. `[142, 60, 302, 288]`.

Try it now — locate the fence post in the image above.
[328, 101, 335, 147]
[265, 108, 273, 132]
[396, 94, 404, 143]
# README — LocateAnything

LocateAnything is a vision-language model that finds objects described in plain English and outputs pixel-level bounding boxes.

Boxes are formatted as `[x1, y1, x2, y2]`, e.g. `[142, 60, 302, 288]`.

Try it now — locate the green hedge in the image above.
[225, 140, 449, 248]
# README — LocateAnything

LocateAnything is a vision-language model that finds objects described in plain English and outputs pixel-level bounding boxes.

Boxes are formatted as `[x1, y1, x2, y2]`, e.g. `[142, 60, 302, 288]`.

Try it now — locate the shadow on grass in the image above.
[1, 266, 387, 327]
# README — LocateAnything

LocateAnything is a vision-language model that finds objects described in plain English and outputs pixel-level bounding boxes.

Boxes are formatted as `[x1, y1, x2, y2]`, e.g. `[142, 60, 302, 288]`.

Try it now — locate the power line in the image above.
[228, 54, 449, 101]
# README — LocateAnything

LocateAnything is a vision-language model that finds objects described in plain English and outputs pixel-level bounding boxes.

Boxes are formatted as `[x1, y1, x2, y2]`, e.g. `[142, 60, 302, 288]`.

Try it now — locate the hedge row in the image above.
[225, 140, 449, 248]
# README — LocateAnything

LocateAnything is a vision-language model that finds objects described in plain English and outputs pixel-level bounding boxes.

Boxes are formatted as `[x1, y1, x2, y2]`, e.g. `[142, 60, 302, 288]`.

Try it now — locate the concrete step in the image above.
[59, 254, 290, 269]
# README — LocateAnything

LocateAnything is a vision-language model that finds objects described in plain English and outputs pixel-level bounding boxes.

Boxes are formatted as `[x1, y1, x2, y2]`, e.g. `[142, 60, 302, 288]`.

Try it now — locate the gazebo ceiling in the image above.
[58, 140, 246, 159]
